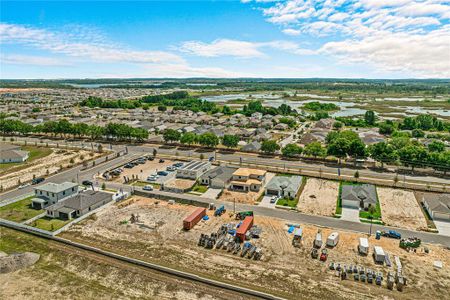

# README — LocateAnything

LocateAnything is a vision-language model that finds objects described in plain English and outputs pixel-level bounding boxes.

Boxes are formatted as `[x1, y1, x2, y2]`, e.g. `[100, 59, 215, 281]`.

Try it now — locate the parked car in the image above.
[124, 163, 133, 168]
[143, 185, 153, 191]
[159, 159, 165, 163]
[82, 180, 93, 186]
[270, 196, 277, 204]
[18, 183, 31, 189]
[147, 156, 154, 161]
[136, 159, 146, 164]
[32, 177, 45, 185]
[157, 171, 169, 176]
[208, 157, 214, 162]
[173, 162, 184, 167]
[166, 166, 176, 171]
[147, 175, 159, 181]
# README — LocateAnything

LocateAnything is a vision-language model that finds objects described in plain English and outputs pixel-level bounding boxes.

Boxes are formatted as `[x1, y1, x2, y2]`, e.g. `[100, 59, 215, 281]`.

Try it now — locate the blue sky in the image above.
[1, 0, 449, 79]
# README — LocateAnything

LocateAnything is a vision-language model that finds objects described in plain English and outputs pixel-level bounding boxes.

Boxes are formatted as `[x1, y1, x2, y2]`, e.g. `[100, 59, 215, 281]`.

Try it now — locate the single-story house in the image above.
[341, 184, 377, 209]
[230, 168, 266, 192]
[422, 193, 450, 221]
[0, 144, 29, 163]
[199, 166, 237, 189]
[176, 160, 211, 180]
[46, 190, 112, 220]
[32, 182, 79, 210]
[265, 175, 303, 199]
[241, 141, 261, 152]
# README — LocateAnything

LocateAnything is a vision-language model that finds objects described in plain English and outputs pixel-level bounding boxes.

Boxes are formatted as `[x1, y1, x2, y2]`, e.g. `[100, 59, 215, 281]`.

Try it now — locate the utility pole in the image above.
[234, 197, 236, 214]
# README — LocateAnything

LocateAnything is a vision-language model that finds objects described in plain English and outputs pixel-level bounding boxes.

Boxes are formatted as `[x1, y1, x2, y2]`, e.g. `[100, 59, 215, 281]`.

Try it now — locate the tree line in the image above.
[0, 118, 148, 141]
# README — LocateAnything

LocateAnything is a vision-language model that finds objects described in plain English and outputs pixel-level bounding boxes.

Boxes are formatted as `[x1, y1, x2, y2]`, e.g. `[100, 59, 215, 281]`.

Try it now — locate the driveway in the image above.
[341, 207, 360, 222]
[201, 188, 222, 199]
[259, 195, 277, 208]
[434, 221, 450, 237]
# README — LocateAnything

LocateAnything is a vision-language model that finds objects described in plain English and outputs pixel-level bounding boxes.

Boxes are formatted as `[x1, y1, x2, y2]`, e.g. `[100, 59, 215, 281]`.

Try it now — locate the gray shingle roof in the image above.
[423, 193, 450, 215]
[341, 184, 377, 205]
[47, 190, 112, 212]
[200, 166, 237, 181]
[265, 176, 303, 194]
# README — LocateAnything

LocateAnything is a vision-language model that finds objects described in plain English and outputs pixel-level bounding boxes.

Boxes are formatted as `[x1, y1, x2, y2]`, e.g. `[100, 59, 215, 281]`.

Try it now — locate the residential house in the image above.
[241, 141, 261, 152]
[230, 168, 267, 192]
[32, 182, 79, 209]
[176, 160, 211, 180]
[341, 184, 377, 209]
[265, 175, 303, 199]
[46, 190, 112, 220]
[422, 193, 450, 221]
[0, 144, 29, 163]
[199, 166, 237, 189]
[314, 118, 335, 130]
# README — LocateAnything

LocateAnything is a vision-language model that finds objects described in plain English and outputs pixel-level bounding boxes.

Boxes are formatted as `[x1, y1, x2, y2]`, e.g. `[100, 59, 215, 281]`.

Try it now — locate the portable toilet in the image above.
[326, 232, 339, 247]
[376, 231, 381, 240]
[314, 230, 323, 248]
[358, 237, 369, 255]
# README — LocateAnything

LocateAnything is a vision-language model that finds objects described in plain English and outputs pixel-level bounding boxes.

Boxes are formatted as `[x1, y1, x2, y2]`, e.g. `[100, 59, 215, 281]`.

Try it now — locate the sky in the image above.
[0, 0, 449, 79]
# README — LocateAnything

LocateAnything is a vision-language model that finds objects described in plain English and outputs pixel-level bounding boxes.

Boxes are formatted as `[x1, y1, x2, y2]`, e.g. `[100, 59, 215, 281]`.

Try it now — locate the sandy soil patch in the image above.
[0, 149, 101, 189]
[378, 187, 428, 231]
[165, 178, 195, 190]
[297, 178, 339, 216]
[61, 196, 450, 300]
[112, 159, 177, 182]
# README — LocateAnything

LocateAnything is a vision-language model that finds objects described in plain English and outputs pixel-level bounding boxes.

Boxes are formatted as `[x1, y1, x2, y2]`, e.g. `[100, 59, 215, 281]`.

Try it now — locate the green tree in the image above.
[197, 132, 219, 148]
[222, 135, 240, 149]
[163, 129, 181, 143]
[368, 142, 398, 167]
[281, 143, 303, 158]
[398, 145, 429, 170]
[327, 138, 350, 162]
[304, 142, 326, 158]
[222, 105, 232, 115]
[412, 129, 425, 138]
[378, 122, 394, 135]
[180, 132, 197, 145]
[364, 110, 376, 125]
[428, 140, 445, 153]
[333, 121, 343, 130]
[261, 140, 280, 154]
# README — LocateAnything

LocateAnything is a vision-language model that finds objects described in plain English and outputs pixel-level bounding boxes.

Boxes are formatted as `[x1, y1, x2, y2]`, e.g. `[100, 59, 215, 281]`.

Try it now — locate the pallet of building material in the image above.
[385, 252, 392, 267]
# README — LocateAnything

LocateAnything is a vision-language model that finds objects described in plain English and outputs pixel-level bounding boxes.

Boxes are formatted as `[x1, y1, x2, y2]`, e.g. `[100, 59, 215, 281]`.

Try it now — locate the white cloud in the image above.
[0, 23, 183, 64]
[178, 39, 265, 58]
[243, 0, 450, 77]
[319, 26, 450, 77]
[0, 54, 71, 66]
[178, 38, 315, 57]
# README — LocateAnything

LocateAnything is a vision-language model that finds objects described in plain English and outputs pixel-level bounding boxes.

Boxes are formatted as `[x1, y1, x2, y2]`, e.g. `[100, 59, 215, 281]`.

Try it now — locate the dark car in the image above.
[159, 159, 165, 163]
[157, 171, 168, 176]
[147, 156, 154, 161]
[82, 180, 93, 186]
[124, 163, 133, 168]
[32, 177, 45, 185]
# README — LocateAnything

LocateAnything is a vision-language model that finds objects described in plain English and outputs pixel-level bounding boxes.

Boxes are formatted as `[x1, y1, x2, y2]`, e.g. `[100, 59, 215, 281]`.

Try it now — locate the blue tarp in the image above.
[203, 215, 209, 221]
[288, 226, 295, 234]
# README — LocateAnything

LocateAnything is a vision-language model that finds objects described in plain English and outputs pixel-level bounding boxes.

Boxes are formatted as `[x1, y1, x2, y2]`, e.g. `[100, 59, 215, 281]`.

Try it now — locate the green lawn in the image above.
[191, 183, 208, 194]
[31, 217, 70, 231]
[0, 196, 44, 222]
[276, 197, 299, 208]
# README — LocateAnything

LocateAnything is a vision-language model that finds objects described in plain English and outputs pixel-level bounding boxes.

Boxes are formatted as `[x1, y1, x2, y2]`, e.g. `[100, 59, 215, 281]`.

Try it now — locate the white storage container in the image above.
[358, 237, 369, 255]
[326, 232, 339, 247]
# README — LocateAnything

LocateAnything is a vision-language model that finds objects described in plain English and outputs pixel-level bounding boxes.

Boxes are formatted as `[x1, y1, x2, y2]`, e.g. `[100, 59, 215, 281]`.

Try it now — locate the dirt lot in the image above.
[61, 196, 450, 300]
[218, 172, 275, 205]
[0, 148, 101, 190]
[378, 188, 428, 231]
[297, 178, 339, 216]
[112, 159, 178, 183]
[0, 227, 248, 300]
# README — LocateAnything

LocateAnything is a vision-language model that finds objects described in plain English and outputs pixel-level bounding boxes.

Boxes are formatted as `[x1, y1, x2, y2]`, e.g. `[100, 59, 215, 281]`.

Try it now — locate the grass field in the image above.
[31, 216, 70, 231]
[191, 183, 208, 194]
[276, 197, 299, 208]
[0, 196, 44, 222]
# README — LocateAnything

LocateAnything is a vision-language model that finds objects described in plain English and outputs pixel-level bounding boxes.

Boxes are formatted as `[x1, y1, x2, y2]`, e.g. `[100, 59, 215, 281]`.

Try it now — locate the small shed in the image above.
[326, 232, 339, 247]
[373, 246, 386, 264]
[358, 237, 369, 255]
[314, 231, 322, 248]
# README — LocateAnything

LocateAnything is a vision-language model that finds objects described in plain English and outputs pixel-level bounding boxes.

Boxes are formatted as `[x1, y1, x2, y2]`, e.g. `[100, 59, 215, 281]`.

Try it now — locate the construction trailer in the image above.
[236, 216, 254, 242]
[358, 237, 369, 255]
[326, 232, 339, 247]
[183, 207, 206, 230]
[292, 228, 303, 247]
[373, 246, 386, 264]
[314, 230, 323, 248]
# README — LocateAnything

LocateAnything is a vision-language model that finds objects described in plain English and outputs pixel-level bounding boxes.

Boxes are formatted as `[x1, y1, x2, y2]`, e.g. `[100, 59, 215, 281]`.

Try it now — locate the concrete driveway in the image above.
[341, 207, 360, 222]
[201, 188, 222, 199]
[259, 195, 277, 208]
[434, 221, 450, 237]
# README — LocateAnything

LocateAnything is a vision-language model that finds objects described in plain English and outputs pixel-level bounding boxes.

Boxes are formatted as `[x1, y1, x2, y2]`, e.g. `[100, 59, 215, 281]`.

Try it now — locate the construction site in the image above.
[59, 196, 450, 300]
